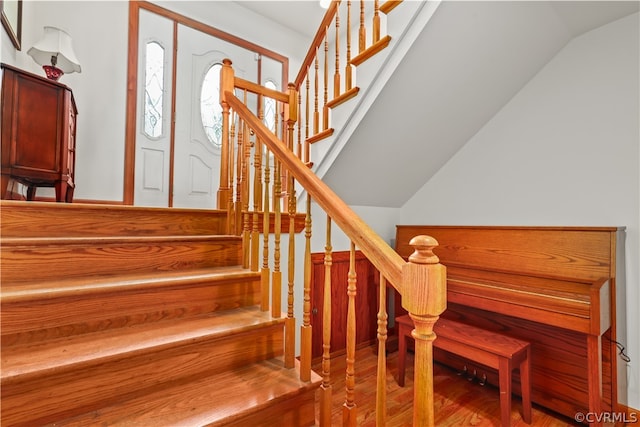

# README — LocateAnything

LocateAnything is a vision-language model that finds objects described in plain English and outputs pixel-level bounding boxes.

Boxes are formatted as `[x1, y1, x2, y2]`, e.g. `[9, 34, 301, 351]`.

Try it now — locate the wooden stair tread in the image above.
[1, 266, 258, 302]
[1, 234, 240, 246]
[2, 306, 281, 383]
[54, 359, 322, 427]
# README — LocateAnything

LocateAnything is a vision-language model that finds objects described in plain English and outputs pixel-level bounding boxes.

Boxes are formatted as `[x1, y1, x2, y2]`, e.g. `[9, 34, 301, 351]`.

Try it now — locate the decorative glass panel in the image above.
[201, 63, 223, 148]
[144, 41, 164, 138]
[264, 80, 277, 133]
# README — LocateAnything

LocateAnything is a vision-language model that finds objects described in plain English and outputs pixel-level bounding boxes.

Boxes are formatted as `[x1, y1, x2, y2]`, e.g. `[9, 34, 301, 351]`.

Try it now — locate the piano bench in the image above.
[396, 315, 532, 427]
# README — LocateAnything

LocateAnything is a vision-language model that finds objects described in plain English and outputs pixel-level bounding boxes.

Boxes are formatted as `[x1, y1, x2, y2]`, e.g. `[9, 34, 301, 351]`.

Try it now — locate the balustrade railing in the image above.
[295, 0, 393, 151]
[217, 2, 447, 425]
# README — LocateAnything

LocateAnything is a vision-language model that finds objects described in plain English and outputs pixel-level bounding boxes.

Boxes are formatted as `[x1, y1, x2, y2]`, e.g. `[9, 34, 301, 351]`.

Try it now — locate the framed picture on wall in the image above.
[1, 0, 22, 50]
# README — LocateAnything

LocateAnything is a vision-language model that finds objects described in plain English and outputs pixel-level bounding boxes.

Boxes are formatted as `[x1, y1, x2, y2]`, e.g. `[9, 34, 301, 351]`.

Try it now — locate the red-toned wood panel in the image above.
[310, 250, 379, 359]
[396, 225, 616, 282]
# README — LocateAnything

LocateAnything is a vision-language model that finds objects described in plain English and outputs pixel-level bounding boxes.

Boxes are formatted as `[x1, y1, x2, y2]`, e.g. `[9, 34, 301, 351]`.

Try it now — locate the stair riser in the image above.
[1, 238, 242, 284]
[0, 201, 229, 238]
[1, 323, 284, 427]
[212, 388, 316, 427]
[1, 277, 261, 346]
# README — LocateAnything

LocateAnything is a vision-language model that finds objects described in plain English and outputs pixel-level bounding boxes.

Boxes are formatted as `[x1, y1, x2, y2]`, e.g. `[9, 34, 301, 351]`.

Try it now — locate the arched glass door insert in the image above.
[200, 62, 223, 149]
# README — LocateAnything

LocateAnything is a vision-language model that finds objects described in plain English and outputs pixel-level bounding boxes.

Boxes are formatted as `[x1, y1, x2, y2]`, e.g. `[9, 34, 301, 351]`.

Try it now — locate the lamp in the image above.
[27, 26, 81, 81]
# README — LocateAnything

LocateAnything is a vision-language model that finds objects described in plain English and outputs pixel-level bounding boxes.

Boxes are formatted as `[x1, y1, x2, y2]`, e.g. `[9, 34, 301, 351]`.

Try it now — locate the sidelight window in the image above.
[263, 80, 277, 133]
[143, 41, 164, 138]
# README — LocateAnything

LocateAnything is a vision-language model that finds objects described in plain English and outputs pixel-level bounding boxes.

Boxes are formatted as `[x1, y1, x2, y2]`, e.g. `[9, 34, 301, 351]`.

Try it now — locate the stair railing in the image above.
[294, 0, 395, 151]
[220, 57, 447, 426]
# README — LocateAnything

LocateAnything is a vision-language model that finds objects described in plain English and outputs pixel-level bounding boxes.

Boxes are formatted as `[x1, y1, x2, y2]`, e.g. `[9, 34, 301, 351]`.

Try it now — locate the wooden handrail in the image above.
[225, 90, 405, 291]
[235, 76, 290, 103]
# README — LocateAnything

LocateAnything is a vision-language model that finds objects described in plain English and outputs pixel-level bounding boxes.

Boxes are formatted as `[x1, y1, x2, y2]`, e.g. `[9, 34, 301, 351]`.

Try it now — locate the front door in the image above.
[133, 8, 260, 208]
[172, 24, 257, 208]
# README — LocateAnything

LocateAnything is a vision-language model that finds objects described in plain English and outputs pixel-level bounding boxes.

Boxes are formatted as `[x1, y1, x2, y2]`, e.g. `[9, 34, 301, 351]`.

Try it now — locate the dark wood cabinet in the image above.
[1, 63, 77, 202]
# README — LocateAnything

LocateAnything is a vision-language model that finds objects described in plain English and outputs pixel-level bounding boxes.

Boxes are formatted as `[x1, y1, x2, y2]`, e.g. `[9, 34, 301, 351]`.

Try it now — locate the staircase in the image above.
[1, 2, 448, 425]
[0, 200, 321, 426]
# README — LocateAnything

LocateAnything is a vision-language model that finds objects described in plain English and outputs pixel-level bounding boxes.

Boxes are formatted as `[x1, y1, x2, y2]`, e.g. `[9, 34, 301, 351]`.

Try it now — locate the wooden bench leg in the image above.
[520, 347, 532, 424]
[498, 357, 512, 427]
[397, 321, 409, 387]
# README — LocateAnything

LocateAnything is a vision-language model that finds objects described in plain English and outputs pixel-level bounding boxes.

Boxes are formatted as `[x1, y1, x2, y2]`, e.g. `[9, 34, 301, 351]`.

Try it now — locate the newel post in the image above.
[401, 235, 447, 427]
[217, 58, 234, 210]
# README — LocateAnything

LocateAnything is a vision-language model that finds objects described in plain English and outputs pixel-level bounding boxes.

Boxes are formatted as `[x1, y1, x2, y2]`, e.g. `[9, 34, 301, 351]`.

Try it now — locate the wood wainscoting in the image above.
[310, 250, 384, 360]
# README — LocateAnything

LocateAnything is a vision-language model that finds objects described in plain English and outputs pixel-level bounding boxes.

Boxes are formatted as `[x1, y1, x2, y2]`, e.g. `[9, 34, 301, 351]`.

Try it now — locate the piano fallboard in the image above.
[446, 265, 610, 336]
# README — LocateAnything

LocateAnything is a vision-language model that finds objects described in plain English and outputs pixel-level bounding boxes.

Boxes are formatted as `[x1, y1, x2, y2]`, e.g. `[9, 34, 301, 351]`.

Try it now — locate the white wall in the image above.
[400, 13, 639, 410]
[2, 1, 307, 202]
[153, 1, 309, 77]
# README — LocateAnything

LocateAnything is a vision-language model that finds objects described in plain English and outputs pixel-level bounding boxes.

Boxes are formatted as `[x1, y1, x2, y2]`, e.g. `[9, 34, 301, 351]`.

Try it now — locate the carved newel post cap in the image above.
[402, 235, 446, 316]
[408, 235, 440, 264]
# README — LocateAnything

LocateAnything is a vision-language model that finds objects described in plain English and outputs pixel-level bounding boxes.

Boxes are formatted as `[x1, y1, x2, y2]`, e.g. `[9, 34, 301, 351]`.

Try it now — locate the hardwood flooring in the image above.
[313, 345, 582, 426]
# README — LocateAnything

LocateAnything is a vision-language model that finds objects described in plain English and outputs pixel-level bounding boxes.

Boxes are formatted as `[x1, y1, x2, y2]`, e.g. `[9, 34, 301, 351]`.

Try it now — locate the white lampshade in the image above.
[27, 26, 81, 74]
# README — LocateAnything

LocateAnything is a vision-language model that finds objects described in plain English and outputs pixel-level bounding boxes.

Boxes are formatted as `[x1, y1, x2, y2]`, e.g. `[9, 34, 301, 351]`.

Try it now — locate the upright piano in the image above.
[394, 226, 624, 425]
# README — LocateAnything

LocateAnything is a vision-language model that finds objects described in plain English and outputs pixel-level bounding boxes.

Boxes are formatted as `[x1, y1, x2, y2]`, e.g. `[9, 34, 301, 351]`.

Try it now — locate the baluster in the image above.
[297, 89, 303, 160]
[300, 176, 312, 381]
[323, 28, 329, 130]
[305, 70, 311, 165]
[319, 215, 333, 427]
[345, 1, 353, 91]
[376, 273, 388, 426]
[234, 112, 244, 235]
[285, 84, 298, 369]
[274, 99, 282, 208]
[314, 50, 319, 135]
[373, 0, 380, 43]
[403, 235, 447, 427]
[261, 143, 271, 312]
[251, 99, 264, 272]
[256, 95, 264, 212]
[271, 157, 282, 318]
[227, 111, 236, 234]
[298, 86, 311, 377]
[359, 0, 366, 53]
[343, 241, 357, 427]
[242, 92, 251, 269]
[334, 2, 341, 98]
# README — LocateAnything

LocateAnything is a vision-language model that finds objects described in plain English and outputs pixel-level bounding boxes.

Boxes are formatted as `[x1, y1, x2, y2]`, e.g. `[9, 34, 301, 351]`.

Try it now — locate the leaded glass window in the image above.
[144, 41, 164, 138]
[201, 63, 223, 149]
[264, 80, 277, 133]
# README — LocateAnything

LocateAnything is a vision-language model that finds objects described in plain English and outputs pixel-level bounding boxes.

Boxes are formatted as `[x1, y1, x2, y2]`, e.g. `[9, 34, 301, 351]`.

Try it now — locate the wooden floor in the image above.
[314, 345, 582, 426]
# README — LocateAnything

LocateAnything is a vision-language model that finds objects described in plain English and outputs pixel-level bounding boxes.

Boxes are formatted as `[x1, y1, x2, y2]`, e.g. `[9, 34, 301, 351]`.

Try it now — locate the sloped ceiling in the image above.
[320, 1, 639, 207]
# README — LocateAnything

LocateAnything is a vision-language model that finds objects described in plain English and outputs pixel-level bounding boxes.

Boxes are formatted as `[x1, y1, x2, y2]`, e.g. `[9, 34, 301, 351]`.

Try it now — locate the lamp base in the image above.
[43, 65, 64, 81]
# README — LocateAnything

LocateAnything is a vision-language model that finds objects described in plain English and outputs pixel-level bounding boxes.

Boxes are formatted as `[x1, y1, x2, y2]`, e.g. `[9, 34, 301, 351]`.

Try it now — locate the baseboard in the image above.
[32, 196, 125, 204]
